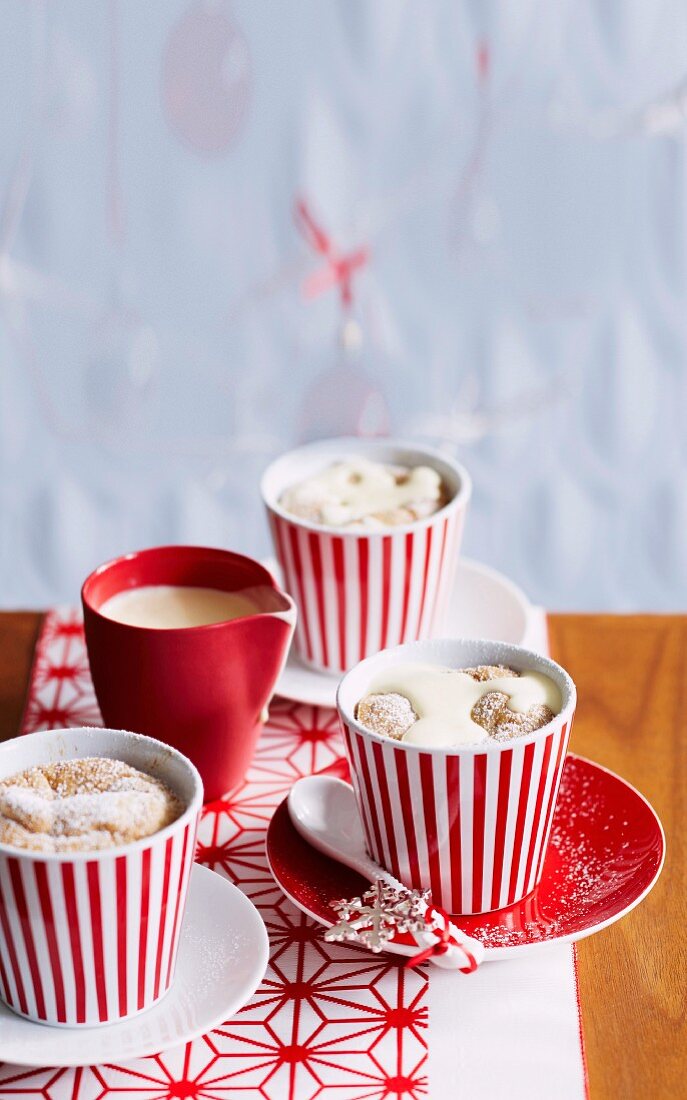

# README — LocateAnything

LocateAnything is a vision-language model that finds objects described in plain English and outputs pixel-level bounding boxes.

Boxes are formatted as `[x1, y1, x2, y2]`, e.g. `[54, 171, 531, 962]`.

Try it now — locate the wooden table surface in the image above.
[0, 611, 684, 1100]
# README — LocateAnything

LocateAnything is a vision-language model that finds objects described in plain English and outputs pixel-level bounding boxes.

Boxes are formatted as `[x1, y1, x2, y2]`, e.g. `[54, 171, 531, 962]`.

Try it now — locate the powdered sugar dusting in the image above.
[0, 757, 183, 853]
[465, 757, 658, 949]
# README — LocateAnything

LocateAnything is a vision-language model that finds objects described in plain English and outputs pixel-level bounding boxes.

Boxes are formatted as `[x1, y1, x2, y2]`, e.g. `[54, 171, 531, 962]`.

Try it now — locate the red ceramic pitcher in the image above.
[82, 545, 296, 801]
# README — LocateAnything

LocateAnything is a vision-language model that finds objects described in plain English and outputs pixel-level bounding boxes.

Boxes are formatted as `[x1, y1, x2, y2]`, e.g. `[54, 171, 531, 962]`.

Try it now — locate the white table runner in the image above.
[428, 609, 586, 1100]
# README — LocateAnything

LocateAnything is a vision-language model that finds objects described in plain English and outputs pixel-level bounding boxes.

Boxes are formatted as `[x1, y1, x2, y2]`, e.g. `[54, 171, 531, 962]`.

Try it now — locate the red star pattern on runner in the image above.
[0, 610, 428, 1100]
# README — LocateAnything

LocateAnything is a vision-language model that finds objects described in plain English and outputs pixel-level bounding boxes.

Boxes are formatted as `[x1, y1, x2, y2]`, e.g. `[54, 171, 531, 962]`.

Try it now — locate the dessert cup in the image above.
[261, 438, 471, 674]
[336, 638, 576, 915]
[0, 726, 203, 1026]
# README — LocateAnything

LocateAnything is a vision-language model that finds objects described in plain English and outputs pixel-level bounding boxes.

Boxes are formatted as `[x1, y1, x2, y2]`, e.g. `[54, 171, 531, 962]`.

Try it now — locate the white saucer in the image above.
[0, 864, 269, 1068]
[269, 556, 537, 708]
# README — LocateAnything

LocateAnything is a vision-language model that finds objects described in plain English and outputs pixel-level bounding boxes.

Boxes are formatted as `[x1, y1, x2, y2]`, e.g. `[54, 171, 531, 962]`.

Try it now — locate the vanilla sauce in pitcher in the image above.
[99, 584, 277, 629]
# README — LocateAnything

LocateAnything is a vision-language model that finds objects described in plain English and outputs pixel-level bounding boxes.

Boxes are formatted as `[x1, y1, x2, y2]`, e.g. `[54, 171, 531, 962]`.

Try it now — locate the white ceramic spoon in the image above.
[287, 775, 484, 971]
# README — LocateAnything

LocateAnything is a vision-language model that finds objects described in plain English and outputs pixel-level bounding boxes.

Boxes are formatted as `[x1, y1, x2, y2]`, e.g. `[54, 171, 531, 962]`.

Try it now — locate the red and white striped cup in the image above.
[0, 727, 202, 1027]
[337, 639, 576, 915]
[261, 438, 471, 674]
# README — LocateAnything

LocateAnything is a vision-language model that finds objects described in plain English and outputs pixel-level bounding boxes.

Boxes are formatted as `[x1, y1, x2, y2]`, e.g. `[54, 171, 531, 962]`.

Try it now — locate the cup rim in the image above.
[336, 637, 577, 756]
[260, 436, 472, 537]
[0, 727, 204, 863]
[81, 544, 296, 636]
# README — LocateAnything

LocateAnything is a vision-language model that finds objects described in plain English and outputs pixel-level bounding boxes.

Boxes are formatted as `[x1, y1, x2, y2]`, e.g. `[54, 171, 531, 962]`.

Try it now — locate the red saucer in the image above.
[266, 754, 665, 959]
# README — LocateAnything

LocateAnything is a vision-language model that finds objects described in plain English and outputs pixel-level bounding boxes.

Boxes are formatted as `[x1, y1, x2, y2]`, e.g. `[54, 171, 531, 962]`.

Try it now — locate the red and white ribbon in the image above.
[406, 904, 481, 973]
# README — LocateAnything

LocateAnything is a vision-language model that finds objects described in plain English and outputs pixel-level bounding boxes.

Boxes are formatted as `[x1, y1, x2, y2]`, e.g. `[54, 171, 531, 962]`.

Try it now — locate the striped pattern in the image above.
[268, 505, 466, 673]
[341, 718, 571, 915]
[0, 819, 196, 1026]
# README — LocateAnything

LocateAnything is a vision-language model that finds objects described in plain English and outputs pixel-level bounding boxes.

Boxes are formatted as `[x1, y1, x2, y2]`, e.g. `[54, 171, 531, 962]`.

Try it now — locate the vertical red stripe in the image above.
[115, 855, 128, 1017]
[379, 536, 393, 651]
[34, 863, 66, 1022]
[535, 725, 568, 883]
[430, 518, 450, 630]
[507, 743, 536, 903]
[269, 513, 302, 650]
[332, 536, 347, 671]
[153, 837, 174, 1000]
[0, 945, 10, 1005]
[357, 539, 369, 661]
[398, 532, 415, 643]
[86, 861, 108, 1022]
[137, 847, 152, 1011]
[394, 752, 421, 888]
[165, 825, 190, 989]
[490, 750, 514, 910]
[443, 514, 461, 611]
[446, 755, 462, 913]
[419, 754, 443, 901]
[572, 942, 592, 1100]
[353, 734, 386, 863]
[0, 872, 28, 1016]
[61, 863, 85, 1023]
[341, 726, 375, 856]
[267, 509, 282, 565]
[8, 859, 46, 1019]
[521, 734, 554, 894]
[417, 526, 434, 635]
[287, 524, 314, 661]
[471, 755, 488, 912]
[307, 532, 329, 667]
[371, 742, 401, 878]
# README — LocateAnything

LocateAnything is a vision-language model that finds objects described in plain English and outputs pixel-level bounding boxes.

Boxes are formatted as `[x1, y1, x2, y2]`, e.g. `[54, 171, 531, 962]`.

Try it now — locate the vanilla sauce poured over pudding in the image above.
[100, 584, 277, 629]
[357, 664, 562, 748]
[279, 457, 446, 529]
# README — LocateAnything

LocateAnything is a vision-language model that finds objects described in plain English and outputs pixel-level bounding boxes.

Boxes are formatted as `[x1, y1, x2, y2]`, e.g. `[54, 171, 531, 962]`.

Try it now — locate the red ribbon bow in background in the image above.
[294, 199, 369, 308]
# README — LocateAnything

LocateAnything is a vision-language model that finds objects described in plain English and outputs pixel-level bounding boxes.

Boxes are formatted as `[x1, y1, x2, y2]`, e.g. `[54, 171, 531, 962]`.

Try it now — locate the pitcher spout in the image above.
[262, 588, 297, 705]
[265, 590, 297, 631]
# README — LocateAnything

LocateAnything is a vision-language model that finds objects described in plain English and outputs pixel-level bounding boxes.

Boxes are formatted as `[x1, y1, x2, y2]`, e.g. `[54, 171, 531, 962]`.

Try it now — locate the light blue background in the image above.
[2, 1, 686, 610]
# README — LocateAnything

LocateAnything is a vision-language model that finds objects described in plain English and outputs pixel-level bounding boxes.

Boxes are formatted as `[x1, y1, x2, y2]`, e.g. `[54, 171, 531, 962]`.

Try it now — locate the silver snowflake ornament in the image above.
[325, 880, 431, 953]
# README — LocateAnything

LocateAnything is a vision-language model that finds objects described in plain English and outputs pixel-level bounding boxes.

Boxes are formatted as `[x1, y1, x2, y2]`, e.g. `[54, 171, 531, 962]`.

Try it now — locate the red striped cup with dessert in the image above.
[336, 638, 576, 915]
[0, 727, 202, 1026]
[261, 438, 471, 674]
